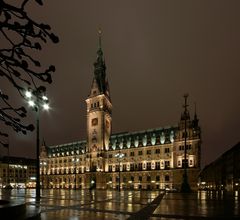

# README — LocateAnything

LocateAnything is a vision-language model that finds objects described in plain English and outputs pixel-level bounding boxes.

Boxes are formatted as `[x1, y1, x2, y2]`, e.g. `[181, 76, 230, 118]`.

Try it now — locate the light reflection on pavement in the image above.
[0, 189, 161, 220]
[1, 189, 239, 219]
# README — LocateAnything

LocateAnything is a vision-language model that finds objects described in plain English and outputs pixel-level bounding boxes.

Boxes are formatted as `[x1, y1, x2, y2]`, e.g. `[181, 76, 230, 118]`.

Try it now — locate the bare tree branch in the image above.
[0, 0, 59, 146]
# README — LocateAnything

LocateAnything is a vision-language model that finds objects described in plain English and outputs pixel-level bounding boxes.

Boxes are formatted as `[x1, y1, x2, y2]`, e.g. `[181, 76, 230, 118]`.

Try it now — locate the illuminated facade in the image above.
[0, 156, 36, 188]
[40, 33, 201, 191]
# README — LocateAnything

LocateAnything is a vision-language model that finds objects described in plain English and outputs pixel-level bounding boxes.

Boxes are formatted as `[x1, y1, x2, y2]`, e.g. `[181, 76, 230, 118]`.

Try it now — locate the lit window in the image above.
[178, 160, 181, 167]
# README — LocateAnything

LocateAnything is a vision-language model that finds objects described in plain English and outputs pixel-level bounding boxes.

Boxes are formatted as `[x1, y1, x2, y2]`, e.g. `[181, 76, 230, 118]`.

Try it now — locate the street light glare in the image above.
[42, 95, 48, 101]
[28, 100, 35, 107]
[43, 103, 50, 110]
[25, 91, 32, 98]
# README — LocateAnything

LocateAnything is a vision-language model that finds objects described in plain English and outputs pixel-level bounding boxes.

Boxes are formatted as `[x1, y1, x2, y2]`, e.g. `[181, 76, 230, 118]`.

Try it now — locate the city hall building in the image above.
[40, 34, 201, 191]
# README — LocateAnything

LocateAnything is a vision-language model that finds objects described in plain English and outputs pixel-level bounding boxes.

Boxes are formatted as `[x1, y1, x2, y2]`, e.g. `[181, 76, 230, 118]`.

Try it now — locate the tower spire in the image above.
[193, 102, 199, 127]
[98, 28, 102, 49]
[181, 93, 190, 121]
[183, 93, 189, 113]
[194, 102, 197, 118]
[93, 29, 108, 95]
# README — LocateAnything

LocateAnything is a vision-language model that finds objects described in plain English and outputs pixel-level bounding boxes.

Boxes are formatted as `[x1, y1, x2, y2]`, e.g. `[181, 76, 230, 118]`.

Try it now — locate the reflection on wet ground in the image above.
[0, 189, 161, 220]
[0, 189, 239, 219]
[152, 190, 240, 219]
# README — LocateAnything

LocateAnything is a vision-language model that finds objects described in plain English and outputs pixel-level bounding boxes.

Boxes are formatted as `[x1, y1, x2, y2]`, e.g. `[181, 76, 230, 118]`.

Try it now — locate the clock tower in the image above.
[85, 30, 112, 175]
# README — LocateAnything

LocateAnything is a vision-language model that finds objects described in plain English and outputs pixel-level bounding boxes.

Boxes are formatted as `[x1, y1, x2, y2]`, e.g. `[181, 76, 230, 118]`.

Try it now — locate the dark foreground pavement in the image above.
[0, 189, 239, 219]
[151, 191, 240, 219]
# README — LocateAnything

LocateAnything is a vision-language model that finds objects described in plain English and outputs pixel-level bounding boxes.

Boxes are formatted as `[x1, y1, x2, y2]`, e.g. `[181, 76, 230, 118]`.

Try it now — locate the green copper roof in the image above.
[47, 126, 179, 156]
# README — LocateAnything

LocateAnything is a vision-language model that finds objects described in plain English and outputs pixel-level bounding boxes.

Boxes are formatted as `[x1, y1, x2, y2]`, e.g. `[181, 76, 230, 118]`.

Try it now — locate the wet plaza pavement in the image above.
[0, 189, 240, 219]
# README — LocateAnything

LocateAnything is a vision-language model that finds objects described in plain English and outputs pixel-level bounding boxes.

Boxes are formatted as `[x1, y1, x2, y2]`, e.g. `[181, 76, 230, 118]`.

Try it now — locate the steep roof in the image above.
[46, 126, 178, 156]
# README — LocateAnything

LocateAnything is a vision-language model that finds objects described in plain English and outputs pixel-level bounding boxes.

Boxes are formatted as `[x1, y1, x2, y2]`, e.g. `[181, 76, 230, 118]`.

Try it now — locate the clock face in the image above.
[92, 118, 98, 126]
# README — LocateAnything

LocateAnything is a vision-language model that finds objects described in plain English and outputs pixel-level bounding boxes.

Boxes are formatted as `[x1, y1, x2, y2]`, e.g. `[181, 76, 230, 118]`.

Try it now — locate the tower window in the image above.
[92, 118, 98, 126]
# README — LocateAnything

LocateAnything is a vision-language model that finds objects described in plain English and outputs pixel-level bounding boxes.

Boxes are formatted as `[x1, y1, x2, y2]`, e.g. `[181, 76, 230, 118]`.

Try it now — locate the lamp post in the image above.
[115, 152, 125, 192]
[6, 138, 10, 188]
[74, 153, 78, 190]
[25, 88, 50, 200]
[180, 93, 191, 193]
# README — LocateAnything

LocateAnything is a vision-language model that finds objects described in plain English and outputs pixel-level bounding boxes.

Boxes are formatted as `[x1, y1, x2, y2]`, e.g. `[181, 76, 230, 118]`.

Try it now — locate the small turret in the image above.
[192, 102, 199, 127]
[40, 139, 47, 158]
[179, 93, 191, 131]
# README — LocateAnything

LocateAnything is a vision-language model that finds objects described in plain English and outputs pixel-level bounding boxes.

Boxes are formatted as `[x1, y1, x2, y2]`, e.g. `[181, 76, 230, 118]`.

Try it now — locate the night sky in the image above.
[1, 0, 240, 167]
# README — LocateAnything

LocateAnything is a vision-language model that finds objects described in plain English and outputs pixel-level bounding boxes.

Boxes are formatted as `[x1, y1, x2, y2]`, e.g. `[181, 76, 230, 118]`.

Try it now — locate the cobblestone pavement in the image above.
[1, 189, 240, 219]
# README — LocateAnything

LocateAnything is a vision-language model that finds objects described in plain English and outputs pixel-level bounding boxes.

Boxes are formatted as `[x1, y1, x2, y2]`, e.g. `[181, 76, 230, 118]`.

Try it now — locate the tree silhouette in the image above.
[0, 0, 59, 146]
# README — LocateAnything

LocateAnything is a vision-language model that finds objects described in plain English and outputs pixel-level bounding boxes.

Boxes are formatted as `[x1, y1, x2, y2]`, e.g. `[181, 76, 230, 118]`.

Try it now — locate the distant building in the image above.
[199, 142, 240, 191]
[0, 156, 36, 188]
[40, 32, 201, 191]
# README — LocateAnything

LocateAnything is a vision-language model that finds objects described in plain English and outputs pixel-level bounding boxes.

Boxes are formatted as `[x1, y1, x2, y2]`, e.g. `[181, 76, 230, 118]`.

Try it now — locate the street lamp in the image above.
[115, 152, 125, 192]
[180, 93, 191, 193]
[25, 88, 50, 200]
[73, 155, 79, 190]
